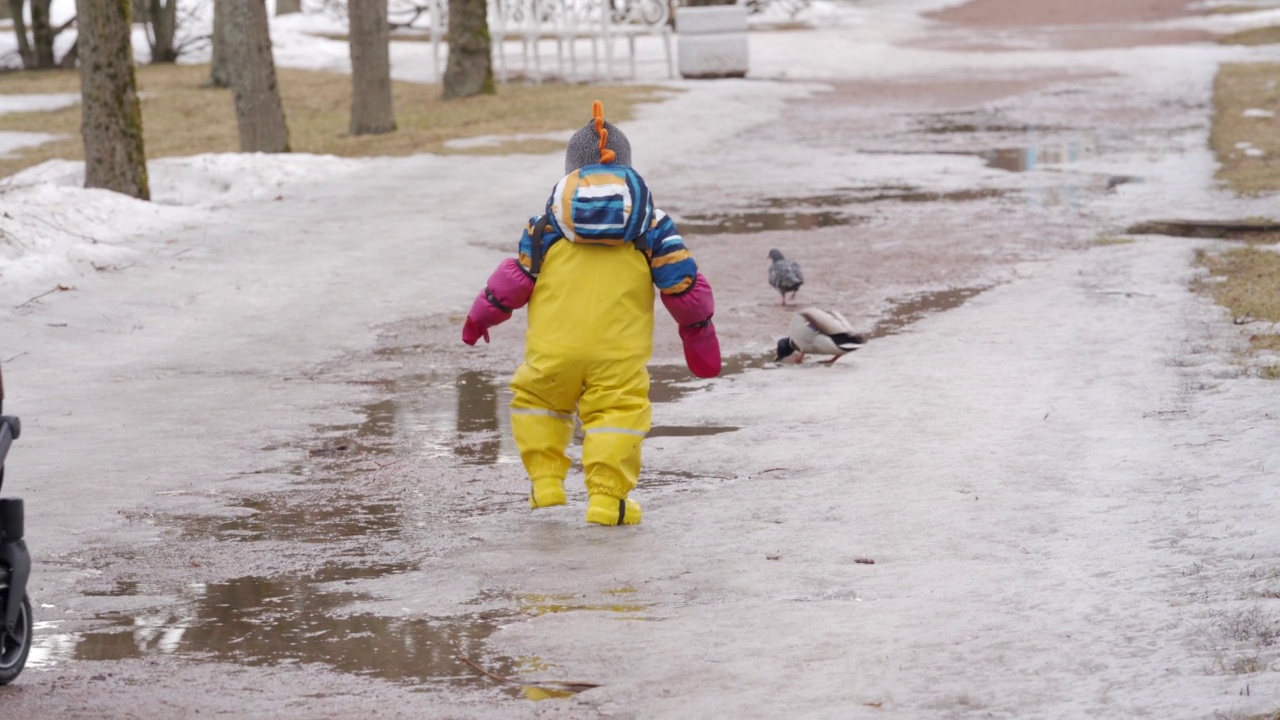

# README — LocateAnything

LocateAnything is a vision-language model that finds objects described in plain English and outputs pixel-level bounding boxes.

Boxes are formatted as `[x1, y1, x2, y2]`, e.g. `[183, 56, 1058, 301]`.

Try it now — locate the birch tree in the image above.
[348, 0, 395, 134]
[224, 0, 290, 153]
[75, 0, 149, 200]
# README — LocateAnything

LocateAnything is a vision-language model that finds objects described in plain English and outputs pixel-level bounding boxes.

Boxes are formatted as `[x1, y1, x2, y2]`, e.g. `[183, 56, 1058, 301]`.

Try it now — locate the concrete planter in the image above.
[675, 5, 749, 79]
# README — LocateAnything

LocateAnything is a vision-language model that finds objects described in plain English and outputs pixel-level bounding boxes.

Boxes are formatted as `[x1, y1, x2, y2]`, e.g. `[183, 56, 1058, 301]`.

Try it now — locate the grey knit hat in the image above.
[564, 101, 632, 173]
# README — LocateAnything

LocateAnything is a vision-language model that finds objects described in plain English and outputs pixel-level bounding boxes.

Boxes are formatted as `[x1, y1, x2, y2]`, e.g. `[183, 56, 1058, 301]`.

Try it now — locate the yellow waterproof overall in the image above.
[510, 240, 654, 523]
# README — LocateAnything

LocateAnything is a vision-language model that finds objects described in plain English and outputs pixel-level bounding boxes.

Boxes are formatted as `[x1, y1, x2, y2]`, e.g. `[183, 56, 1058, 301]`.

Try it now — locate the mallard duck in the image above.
[767, 249, 803, 305]
[775, 308, 865, 364]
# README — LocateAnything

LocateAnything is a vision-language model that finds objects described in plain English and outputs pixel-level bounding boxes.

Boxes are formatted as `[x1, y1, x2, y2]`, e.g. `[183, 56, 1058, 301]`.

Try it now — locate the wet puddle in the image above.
[981, 144, 1081, 172]
[643, 469, 733, 490]
[861, 186, 1005, 203]
[648, 352, 771, 404]
[868, 286, 989, 339]
[34, 564, 643, 698]
[285, 368, 522, 467]
[311, 364, 752, 459]
[174, 490, 404, 544]
[647, 425, 738, 437]
[1125, 218, 1280, 241]
[976, 140, 1143, 199]
[917, 114, 1141, 198]
[675, 187, 1005, 235]
[918, 112, 1038, 135]
[678, 208, 863, 234]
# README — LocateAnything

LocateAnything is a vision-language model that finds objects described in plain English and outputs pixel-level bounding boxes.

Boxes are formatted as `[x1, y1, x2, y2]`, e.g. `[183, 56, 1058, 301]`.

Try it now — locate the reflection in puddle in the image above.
[329, 365, 751, 451]
[39, 566, 577, 696]
[455, 370, 502, 464]
[980, 139, 1089, 173]
[39, 568, 638, 698]
[524, 686, 578, 700]
[63, 565, 520, 686]
[517, 593, 652, 618]
[308, 370, 520, 467]
[869, 287, 989, 339]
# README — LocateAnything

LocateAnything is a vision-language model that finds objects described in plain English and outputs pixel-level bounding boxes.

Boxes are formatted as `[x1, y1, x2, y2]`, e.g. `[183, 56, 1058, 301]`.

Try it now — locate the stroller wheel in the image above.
[0, 593, 32, 685]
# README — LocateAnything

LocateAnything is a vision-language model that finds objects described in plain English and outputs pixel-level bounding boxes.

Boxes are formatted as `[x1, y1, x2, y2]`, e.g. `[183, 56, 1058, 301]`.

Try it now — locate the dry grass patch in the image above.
[1210, 62, 1280, 196]
[1219, 25, 1280, 45]
[0, 64, 671, 178]
[1195, 245, 1280, 378]
[1251, 332, 1280, 351]
[1210, 4, 1280, 14]
[1196, 246, 1280, 323]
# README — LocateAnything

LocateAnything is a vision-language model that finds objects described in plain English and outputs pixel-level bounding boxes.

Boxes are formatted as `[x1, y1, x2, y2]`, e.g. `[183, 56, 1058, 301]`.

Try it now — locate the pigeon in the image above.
[775, 308, 865, 365]
[767, 249, 803, 305]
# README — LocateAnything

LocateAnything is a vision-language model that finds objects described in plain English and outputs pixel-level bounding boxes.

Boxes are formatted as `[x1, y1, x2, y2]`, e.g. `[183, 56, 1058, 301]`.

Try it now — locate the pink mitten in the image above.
[462, 291, 509, 345]
[461, 259, 536, 346]
[679, 322, 721, 379]
[661, 273, 720, 378]
[487, 258, 536, 309]
[462, 314, 492, 345]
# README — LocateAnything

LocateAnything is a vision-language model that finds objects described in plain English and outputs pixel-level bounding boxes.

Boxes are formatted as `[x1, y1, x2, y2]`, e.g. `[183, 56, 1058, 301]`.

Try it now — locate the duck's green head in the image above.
[775, 337, 795, 362]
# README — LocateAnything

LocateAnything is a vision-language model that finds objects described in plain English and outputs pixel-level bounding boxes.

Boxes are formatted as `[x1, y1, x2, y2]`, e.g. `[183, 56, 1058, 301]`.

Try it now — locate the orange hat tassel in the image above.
[592, 100, 616, 164]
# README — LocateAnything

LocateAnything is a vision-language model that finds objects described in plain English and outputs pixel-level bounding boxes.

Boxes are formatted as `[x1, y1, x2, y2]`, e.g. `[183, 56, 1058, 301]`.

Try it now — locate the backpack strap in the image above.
[528, 214, 552, 278]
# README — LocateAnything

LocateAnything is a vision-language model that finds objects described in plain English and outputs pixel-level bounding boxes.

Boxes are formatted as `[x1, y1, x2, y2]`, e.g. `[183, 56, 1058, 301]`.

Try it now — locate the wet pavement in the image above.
[10, 232, 996, 686]
[22, 275, 991, 690]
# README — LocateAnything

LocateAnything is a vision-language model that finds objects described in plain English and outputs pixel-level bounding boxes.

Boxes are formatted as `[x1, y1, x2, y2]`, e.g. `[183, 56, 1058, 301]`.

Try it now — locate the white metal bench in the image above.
[489, 0, 673, 82]
[381, 0, 673, 83]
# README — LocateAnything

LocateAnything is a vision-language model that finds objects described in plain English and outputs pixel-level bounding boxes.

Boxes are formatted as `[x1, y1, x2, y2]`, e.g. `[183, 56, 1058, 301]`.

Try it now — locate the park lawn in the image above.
[0, 63, 671, 179]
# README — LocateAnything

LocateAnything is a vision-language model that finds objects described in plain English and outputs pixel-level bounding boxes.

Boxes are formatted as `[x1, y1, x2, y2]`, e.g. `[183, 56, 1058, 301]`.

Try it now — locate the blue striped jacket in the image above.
[517, 164, 698, 295]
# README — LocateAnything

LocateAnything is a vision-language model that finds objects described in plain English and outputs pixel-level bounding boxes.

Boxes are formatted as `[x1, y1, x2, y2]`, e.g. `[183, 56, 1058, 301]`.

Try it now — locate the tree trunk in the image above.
[75, 0, 150, 200]
[224, 0, 290, 153]
[348, 0, 394, 135]
[275, 0, 300, 15]
[208, 0, 231, 87]
[8, 0, 35, 68]
[58, 36, 78, 67]
[0, 2, 10, 19]
[30, 0, 56, 68]
[146, 0, 178, 62]
[441, 0, 493, 100]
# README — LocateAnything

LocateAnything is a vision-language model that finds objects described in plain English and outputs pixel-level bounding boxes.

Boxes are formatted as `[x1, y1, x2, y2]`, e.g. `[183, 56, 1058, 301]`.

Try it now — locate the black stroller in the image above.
[0, 362, 32, 684]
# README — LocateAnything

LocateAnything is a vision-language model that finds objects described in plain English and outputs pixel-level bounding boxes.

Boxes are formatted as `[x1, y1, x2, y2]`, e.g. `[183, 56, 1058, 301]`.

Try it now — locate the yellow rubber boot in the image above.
[586, 494, 642, 526]
[529, 477, 567, 509]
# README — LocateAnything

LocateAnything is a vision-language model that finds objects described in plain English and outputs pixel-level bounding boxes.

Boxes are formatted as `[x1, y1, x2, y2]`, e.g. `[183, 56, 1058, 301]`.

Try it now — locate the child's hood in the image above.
[546, 164, 655, 247]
